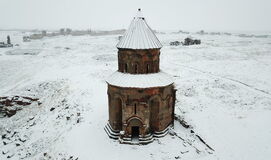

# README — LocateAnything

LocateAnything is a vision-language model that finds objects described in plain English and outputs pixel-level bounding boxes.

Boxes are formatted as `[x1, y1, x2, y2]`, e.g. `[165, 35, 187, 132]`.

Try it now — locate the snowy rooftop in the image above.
[116, 9, 163, 49]
[106, 71, 173, 88]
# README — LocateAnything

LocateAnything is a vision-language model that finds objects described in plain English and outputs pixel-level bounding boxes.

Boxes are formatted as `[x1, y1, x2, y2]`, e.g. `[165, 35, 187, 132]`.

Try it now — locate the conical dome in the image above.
[116, 9, 163, 49]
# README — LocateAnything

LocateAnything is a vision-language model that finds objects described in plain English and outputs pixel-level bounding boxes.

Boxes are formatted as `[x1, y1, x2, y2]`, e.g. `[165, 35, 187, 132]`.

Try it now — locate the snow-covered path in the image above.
[0, 31, 271, 160]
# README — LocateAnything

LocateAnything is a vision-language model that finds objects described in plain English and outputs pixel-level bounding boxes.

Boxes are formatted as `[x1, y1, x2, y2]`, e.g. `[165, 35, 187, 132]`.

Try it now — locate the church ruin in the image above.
[105, 9, 176, 144]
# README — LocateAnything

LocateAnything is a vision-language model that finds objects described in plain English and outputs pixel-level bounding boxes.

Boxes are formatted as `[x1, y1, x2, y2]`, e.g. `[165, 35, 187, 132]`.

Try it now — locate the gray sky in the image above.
[0, 0, 271, 31]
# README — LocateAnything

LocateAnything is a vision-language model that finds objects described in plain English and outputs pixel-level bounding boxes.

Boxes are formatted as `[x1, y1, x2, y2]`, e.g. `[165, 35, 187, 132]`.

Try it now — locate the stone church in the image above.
[105, 9, 176, 144]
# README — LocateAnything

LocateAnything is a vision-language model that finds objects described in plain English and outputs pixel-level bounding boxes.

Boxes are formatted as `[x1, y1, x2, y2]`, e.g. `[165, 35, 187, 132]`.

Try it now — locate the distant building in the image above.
[29, 34, 43, 40]
[66, 28, 72, 35]
[60, 28, 65, 35]
[23, 36, 31, 42]
[105, 9, 176, 144]
[42, 30, 47, 37]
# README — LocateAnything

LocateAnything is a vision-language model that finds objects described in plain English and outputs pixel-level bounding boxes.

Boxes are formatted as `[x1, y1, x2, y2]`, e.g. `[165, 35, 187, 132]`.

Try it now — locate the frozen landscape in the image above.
[0, 30, 271, 160]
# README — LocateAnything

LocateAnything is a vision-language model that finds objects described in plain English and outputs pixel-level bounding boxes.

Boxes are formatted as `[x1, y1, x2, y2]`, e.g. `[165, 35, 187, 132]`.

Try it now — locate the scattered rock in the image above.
[184, 87, 196, 97]
[2, 134, 7, 139]
[2, 150, 9, 155]
[19, 138, 26, 143]
[196, 135, 214, 151]
[7, 154, 15, 159]
[169, 129, 175, 136]
[170, 41, 181, 46]
[29, 122, 36, 127]
[183, 37, 201, 46]
[181, 151, 189, 154]
[170, 37, 201, 46]
[174, 115, 191, 128]
[50, 107, 55, 111]
[0, 96, 39, 117]
[6, 108, 17, 117]
[11, 131, 17, 138]
[28, 116, 35, 121]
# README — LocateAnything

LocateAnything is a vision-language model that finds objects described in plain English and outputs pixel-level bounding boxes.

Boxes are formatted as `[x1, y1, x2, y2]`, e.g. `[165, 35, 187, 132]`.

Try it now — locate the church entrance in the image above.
[131, 126, 139, 141]
[127, 117, 143, 142]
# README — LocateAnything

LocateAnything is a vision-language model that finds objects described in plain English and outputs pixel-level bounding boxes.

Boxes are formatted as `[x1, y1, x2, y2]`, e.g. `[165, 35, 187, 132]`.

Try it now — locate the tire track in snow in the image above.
[175, 63, 271, 99]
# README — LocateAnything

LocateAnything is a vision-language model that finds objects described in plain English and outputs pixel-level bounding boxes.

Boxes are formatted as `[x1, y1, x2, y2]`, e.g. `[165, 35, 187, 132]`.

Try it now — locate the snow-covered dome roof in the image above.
[116, 9, 163, 50]
[106, 71, 173, 88]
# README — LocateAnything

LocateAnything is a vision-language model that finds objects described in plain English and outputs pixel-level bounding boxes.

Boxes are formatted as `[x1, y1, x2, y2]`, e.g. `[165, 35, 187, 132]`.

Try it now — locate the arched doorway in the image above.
[127, 117, 143, 141]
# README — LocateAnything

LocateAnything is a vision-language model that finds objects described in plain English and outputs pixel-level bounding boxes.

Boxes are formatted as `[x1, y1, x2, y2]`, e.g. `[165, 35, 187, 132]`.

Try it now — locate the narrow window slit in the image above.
[134, 103, 137, 114]
[124, 64, 128, 73]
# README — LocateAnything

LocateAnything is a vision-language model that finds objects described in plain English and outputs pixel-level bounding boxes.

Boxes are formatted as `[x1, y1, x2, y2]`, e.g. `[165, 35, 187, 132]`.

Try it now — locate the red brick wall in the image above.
[118, 49, 160, 74]
[107, 84, 175, 136]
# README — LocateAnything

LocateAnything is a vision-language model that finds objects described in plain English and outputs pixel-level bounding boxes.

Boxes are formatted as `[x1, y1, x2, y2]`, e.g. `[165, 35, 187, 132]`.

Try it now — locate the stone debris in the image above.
[183, 37, 201, 46]
[170, 41, 181, 46]
[0, 96, 40, 117]
[169, 37, 201, 46]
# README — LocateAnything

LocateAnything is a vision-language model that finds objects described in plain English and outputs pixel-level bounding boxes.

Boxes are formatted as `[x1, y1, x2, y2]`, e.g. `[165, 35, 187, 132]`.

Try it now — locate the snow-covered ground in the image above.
[0, 31, 271, 160]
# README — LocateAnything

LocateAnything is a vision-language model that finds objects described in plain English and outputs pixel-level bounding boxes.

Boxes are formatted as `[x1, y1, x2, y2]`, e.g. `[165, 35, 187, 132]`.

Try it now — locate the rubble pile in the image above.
[170, 41, 181, 46]
[0, 96, 40, 117]
[170, 37, 201, 46]
[183, 37, 201, 46]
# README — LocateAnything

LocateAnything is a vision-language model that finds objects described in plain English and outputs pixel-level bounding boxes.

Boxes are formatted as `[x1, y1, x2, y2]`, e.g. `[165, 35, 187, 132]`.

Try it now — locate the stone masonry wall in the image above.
[107, 84, 175, 136]
[118, 49, 160, 74]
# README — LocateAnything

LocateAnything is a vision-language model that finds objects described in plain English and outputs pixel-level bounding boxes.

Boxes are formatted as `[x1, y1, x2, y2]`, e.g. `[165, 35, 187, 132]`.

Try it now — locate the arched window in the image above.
[146, 64, 150, 73]
[134, 103, 137, 114]
[124, 64, 128, 73]
[134, 64, 138, 73]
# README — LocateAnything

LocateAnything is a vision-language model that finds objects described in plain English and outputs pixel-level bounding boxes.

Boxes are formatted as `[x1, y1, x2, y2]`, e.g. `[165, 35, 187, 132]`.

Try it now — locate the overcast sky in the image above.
[0, 0, 271, 31]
